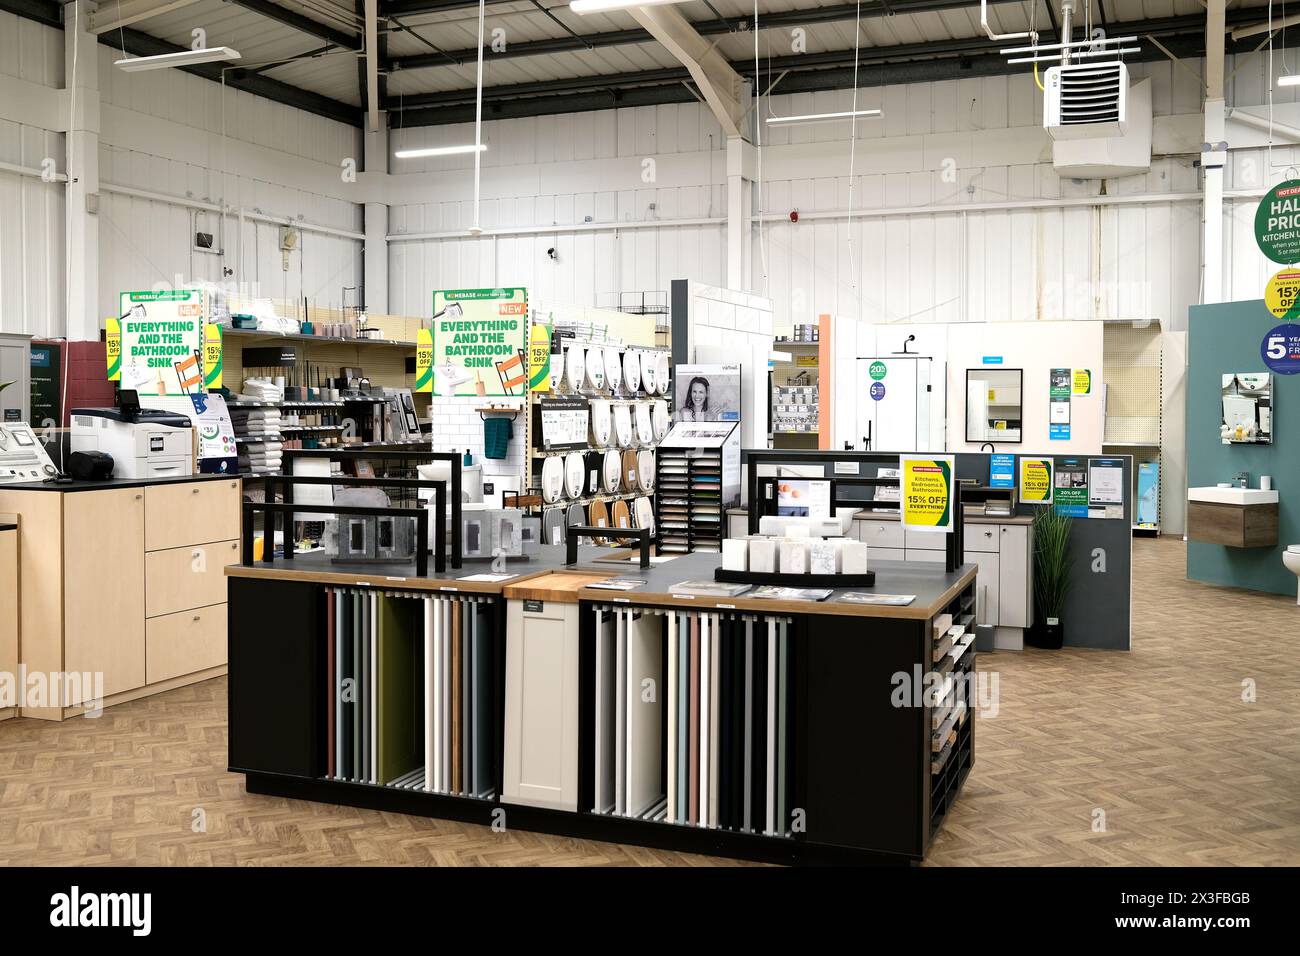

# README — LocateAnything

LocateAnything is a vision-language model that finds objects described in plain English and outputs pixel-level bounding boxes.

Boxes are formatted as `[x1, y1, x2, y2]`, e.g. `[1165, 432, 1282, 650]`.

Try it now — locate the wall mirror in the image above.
[1221, 373, 1273, 444]
[966, 368, 1023, 443]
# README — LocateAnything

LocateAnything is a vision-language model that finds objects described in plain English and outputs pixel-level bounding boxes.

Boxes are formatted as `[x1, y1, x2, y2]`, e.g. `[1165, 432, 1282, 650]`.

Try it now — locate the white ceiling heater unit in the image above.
[1047, 67, 1151, 180]
[1044, 62, 1129, 139]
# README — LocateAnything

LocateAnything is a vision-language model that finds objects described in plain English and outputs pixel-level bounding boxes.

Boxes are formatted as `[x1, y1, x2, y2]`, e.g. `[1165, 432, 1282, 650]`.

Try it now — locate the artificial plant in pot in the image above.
[1029, 507, 1073, 649]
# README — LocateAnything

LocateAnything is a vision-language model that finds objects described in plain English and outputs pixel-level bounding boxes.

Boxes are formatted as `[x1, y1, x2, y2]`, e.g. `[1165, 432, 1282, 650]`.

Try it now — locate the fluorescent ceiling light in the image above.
[114, 47, 241, 72]
[570, 0, 688, 13]
[766, 109, 882, 126]
[1279, 75, 1300, 88]
[394, 144, 488, 158]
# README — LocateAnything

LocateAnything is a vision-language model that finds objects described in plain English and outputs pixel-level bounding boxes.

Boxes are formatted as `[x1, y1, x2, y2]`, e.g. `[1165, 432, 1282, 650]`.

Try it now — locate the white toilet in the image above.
[1284, 546, 1300, 606]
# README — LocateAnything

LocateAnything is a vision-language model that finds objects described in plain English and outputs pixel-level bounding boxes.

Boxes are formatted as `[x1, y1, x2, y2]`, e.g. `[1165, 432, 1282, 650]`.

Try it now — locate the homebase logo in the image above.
[50, 886, 151, 936]
[0, 668, 104, 716]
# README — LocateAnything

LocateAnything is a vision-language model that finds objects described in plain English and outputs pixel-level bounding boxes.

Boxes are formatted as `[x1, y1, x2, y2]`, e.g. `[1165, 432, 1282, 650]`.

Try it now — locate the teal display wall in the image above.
[1187, 300, 1299, 595]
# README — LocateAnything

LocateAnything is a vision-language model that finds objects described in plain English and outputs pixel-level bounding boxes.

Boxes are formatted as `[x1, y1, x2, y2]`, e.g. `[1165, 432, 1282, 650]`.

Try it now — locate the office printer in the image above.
[70, 391, 194, 479]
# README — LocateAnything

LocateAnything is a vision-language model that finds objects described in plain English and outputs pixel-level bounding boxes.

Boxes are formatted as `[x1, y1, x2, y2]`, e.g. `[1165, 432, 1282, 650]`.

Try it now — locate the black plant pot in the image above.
[1027, 616, 1065, 649]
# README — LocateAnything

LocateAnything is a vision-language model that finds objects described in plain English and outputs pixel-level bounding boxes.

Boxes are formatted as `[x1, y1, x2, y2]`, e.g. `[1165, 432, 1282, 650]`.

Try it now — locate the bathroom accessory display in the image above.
[589, 400, 612, 446]
[564, 452, 585, 499]
[540, 455, 565, 503]
[548, 347, 565, 391]
[1220, 373, 1273, 444]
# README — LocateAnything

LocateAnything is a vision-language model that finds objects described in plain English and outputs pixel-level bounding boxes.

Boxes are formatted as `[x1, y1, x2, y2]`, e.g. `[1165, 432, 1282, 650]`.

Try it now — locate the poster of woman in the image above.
[673, 364, 740, 422]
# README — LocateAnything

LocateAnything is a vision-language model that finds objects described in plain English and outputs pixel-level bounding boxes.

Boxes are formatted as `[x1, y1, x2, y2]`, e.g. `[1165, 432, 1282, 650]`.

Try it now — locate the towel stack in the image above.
[230, 406, 283, 475]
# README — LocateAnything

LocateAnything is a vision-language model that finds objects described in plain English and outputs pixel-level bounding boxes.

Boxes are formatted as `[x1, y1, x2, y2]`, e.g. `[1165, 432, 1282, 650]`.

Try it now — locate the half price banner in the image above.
[900, 455, 954, 533]
[430, 288, 528, 397]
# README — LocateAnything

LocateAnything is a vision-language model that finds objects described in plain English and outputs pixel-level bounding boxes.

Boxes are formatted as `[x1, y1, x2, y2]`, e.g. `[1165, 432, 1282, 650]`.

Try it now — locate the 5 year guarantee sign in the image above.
[1256, 180, 1300, 263]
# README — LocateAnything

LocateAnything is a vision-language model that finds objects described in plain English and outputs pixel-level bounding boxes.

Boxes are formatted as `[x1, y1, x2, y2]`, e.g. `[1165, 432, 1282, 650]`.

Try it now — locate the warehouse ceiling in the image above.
[3, 0, 1294, 127]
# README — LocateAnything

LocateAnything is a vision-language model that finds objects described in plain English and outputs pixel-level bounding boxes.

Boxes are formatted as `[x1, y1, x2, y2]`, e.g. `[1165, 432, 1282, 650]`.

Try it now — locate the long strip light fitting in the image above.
[766, 108, 882, 126]
[394, 144, 488, 158]
[115, 47, 241, 72]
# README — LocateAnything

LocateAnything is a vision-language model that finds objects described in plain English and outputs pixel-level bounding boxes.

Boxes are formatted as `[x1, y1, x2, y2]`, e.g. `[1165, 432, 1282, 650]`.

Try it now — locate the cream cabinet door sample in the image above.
[503, 600, 580, 811]
[63, 488, 146, 701]
[998, 524, 1031, 629]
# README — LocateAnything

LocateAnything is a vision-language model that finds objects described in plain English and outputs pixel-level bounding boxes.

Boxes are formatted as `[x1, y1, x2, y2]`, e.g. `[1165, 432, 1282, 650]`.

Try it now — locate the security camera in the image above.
[547, 247, 558, 261]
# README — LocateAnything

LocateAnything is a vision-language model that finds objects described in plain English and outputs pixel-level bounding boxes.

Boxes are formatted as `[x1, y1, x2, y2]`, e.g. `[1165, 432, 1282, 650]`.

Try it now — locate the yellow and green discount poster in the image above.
[430, 287, 528, 396]
[415, 328, 433, 393]
[528, 322, 551, 393]
[1020, 457, 1054, 503]
[901, 455, 954, 532]
[116, 289, 207, 397]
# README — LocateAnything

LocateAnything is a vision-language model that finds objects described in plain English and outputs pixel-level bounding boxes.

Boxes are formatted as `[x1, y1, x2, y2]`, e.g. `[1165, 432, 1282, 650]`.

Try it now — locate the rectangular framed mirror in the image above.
[966, 368, 1024, 443]
[1221, 373, 1273, 444]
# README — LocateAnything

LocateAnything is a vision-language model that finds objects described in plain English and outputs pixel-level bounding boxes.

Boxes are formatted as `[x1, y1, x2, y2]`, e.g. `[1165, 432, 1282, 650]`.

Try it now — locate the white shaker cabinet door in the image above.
[998, 524, 1031, 629]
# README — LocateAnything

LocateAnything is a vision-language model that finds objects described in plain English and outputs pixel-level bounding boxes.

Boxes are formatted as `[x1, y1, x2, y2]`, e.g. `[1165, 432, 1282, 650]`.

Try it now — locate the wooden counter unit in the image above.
[0, 474, 240, 719]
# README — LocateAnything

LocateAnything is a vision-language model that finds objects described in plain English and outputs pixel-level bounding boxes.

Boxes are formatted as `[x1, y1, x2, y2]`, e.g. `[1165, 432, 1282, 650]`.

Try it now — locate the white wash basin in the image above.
[1187, 486, 1280, 505]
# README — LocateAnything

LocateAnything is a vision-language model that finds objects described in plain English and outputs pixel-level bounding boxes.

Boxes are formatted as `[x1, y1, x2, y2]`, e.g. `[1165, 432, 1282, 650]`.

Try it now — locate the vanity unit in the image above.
[0, 475, 241, 719]
[853, 513, 1032, 648]
[1186, 486, 1280, 548]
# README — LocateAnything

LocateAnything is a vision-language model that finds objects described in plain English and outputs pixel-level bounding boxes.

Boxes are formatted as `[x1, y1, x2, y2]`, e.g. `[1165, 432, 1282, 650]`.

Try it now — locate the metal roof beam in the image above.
[227, 0, 364, 52]
[387, 17, 1298, 126]
[384, 0, 1032, 71]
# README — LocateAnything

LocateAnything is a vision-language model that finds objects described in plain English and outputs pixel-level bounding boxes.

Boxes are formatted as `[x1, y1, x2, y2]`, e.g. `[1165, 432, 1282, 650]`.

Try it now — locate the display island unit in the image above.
[226, 546, 978, 865]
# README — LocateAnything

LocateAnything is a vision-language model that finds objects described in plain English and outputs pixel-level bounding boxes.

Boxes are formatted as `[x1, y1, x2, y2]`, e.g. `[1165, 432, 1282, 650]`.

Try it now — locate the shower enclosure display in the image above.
[1220, 373, 1273, 444]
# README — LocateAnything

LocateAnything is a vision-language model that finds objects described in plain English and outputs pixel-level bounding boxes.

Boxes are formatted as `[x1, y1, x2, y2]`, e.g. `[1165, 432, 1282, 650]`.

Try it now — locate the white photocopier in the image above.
[70, 391, 194, 479]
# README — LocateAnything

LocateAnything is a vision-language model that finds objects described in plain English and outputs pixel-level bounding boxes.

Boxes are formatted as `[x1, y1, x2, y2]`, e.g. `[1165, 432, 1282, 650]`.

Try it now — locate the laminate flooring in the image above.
[1, 538, 1296, 866]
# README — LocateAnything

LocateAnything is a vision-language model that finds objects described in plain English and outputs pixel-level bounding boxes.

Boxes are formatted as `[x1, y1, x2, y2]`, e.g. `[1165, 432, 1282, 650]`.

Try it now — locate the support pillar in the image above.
[64, 0, 101, 340]
[363, 116, 389, 315]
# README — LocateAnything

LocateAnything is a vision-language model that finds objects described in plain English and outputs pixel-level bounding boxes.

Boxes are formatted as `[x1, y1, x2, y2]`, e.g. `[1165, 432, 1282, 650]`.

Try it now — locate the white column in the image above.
[363, 115, 389, 315]
[64, 0, 101, 340]
[1202, 0, 1226, 305]
[726, 135, 752, 293]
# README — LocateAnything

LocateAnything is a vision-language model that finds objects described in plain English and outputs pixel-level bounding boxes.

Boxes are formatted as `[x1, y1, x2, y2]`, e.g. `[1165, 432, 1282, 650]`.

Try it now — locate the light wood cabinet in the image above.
[0, 527, 16, 721]
[145, 479, 240, 551]
[63, 488, 146, 701]
[145, 539, 239, 618]
[146, 604, 228, 685]
[502, 598, 581, 811]
[0, 477, 239, 719]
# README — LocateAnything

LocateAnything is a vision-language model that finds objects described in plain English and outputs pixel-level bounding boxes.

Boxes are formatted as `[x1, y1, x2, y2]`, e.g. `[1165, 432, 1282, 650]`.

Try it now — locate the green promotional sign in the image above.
[869, 360, 887, 380]
[1255, 180, 1300, 264]
[430, 288, 528, 397]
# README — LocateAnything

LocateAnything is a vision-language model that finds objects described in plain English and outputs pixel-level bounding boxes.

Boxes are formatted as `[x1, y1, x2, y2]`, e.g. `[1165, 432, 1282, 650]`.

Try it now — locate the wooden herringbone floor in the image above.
[1, 538, 1297, 866]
